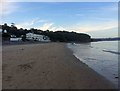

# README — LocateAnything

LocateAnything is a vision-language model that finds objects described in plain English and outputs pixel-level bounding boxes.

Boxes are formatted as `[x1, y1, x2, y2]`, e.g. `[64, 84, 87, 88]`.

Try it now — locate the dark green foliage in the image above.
[2, 33, 10, 38]
[21, 35, 26, 41]
[2, 33, 11, 41]
[42, 31, 91, 42]
[1, 23, 91, 42]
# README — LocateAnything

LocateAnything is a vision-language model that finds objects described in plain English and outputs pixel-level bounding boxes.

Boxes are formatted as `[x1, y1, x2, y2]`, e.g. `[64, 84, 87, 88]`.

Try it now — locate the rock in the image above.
[115, 76, 118, 78]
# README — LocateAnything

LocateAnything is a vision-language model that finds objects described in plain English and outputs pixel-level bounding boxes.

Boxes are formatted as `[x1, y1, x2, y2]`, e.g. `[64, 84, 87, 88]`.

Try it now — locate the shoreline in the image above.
[2, 43, 116, 89]
[65, 43, 116, 88]
[73, 53, 118, 88]
[67, 42, 118, 88]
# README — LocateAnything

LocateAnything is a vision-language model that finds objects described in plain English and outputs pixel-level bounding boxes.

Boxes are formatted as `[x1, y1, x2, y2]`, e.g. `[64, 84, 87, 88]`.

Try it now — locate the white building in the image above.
[26, 33, 50, 42]
[10, 35, 22, 41]
[10, 38, 22, 41]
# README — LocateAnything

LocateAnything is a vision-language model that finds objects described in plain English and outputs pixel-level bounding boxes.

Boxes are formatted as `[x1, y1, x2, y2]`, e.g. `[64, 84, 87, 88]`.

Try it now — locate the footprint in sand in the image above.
[4, 76, 12, 81]
[20, 48, 24, 50]
[17, 61, 35, 72]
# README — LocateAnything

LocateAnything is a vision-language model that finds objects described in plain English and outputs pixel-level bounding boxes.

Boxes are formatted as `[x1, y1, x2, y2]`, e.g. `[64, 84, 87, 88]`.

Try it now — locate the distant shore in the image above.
[2, 43, 116, 89]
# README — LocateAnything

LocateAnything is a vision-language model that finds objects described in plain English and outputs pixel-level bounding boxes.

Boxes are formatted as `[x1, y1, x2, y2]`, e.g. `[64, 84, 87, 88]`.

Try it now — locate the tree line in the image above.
[1, 23, 91, 42]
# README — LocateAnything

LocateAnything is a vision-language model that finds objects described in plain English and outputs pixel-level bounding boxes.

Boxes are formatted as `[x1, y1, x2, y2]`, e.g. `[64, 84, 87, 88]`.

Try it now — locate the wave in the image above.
[103, 49, 120, 55]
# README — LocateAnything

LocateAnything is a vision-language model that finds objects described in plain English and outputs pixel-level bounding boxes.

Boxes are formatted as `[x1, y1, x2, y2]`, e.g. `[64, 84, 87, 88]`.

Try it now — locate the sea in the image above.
[67, 41, 119, 88]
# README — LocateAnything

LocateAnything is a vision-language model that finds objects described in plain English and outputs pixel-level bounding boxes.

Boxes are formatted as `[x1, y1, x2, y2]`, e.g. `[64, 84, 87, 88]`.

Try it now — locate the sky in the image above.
[0, 1, 118, 38]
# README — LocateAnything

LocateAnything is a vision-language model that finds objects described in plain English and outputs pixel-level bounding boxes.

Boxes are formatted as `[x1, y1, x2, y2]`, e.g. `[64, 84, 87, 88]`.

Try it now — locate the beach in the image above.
[2, 43, 116, 89]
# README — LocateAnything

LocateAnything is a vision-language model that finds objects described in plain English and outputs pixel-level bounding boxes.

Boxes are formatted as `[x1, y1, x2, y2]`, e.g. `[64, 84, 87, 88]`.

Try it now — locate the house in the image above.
[26, 33, 50, 42]
[10, 38, 22, 42]
[10, 34, 22, 42]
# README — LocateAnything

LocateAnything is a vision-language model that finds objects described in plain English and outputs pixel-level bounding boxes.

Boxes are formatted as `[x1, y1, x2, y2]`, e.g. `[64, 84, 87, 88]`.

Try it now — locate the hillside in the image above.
[1, 23, 91, 43]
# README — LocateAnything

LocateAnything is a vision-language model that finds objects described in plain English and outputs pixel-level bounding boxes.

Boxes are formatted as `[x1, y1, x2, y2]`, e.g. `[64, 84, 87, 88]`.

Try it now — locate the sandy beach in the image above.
[2, 43, 116, 89]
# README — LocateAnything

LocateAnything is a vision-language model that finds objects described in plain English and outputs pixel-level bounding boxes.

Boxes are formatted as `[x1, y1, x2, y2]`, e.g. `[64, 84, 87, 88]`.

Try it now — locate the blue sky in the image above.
[0, 2, 118, 38]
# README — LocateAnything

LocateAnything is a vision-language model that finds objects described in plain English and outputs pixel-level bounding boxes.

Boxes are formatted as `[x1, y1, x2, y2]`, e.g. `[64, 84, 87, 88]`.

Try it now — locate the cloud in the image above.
[38, 22, 66, 31]
[39, 23, 54, 30]
[49, 26, 66, 31]
[16, 20, 118, 34]
[22, 20, 117, 33]
[16, 19, 65, 31]
[67, 21, 118, 33]
[88, 27, 118, 38]
[0, 1, 18, 16]
[16, 18, 48, 29]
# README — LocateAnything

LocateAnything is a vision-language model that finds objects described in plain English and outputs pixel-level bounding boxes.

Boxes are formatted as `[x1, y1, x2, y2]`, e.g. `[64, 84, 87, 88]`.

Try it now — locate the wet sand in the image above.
[2, 43, 116, 89]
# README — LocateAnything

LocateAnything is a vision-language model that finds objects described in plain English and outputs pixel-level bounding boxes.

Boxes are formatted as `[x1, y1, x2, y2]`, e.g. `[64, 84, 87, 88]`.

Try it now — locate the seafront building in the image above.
[26, 33, 50, 42]
[9, 33, 51, 42]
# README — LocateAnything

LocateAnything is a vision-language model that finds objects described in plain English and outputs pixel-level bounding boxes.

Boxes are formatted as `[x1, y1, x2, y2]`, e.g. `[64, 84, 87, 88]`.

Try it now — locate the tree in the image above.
[2, 23, 9, 33]
[10, 23, 17, 30]
[11, 23, 15, 27]
[46, 30, 50, 32]
[1, 23, 91, 42]
[21, 34, 26, 41]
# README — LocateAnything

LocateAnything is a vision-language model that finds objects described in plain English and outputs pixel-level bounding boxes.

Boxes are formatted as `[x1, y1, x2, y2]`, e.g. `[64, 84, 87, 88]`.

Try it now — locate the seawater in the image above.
[67, 41, 119, 88]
